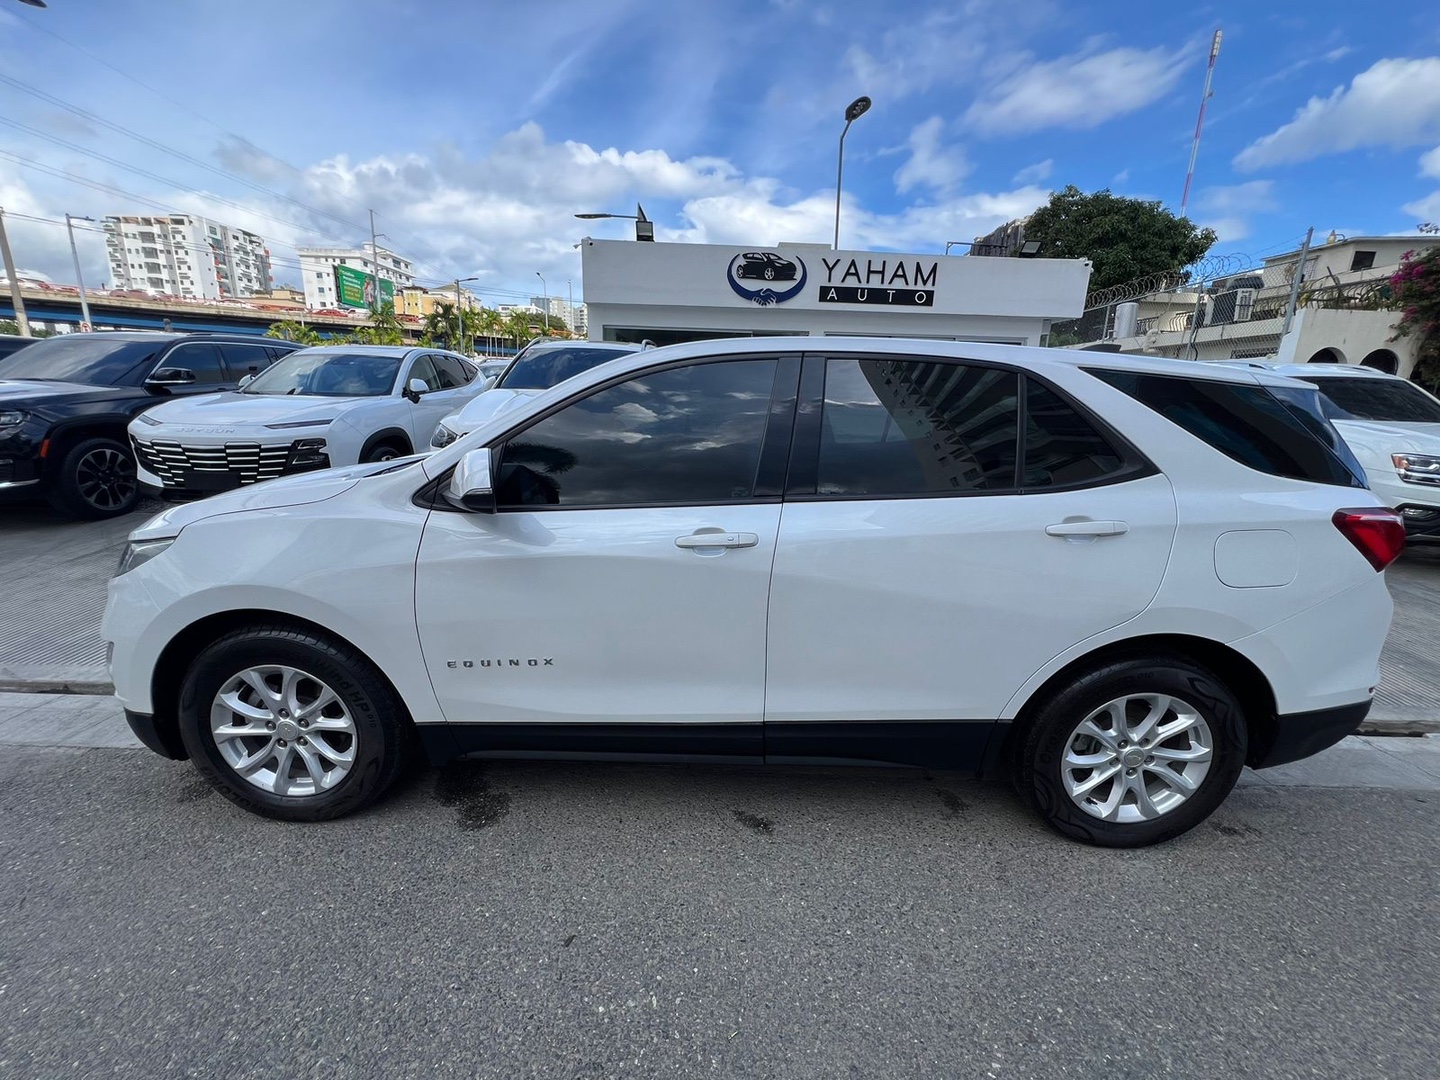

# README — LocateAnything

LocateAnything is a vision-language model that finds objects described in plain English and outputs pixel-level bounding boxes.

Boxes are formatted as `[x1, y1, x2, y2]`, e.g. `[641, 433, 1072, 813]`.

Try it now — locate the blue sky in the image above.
[1, 0, 1439, 305]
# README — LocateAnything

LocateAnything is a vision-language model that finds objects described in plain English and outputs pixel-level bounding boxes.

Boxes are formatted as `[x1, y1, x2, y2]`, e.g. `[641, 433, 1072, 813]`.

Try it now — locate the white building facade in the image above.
[103, 214, 272, 300]
[579, 240, 1091, 347]
[297, 243, 416, 310]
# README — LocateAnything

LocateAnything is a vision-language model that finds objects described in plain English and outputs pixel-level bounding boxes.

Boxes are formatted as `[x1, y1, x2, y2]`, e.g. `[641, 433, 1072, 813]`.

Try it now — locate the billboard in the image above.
[334, 264, 396, 310]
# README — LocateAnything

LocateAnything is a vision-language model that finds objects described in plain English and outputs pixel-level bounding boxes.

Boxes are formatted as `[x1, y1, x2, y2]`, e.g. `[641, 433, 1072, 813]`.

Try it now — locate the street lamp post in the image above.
[833, 95, 872, 250]
[453, 274, 482, 354]
[567, 278, 574, 336]
[535, 272, 549, 332]
[65, 213, 94, 330]
[573, 203, 653, 241]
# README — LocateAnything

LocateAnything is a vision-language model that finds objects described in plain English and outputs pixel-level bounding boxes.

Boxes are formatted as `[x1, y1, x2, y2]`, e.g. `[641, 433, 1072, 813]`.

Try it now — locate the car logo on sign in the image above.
[727, 251, 807, 306]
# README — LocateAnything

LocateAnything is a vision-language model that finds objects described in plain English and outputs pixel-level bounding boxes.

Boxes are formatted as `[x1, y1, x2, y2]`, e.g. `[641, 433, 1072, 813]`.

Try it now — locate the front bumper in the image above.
[1397, 503, 1440, 542]
[1250, 700, 1371, 769]
[0, 424, 45, 496]
[132, 434, 330, 497]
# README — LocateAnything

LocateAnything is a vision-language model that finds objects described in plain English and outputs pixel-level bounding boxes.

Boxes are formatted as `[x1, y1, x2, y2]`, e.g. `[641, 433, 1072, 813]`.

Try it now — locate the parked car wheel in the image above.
[48, 436, 139, 519]
[363, 440, 406, 463]
[1018, 656, 1247, 847]
[177, 626, 412, 821]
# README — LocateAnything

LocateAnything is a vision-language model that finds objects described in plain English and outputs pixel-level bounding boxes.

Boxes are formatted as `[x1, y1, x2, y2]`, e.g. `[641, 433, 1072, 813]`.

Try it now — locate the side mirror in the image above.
[445, 447, 495, 513]
[147, 367, 197, 387]
[238, 373, 256, 389]
[404, 377, 428, 403]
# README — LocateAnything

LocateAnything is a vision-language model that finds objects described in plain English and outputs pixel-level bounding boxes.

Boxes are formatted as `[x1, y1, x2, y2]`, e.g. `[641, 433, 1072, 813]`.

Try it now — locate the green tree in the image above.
[1025, 185, 1219, 293]
[265, 320, 321, 345]
[0, 318, 18, 336]
[353, 301, 406, 346]
[423, 302, 461, 349]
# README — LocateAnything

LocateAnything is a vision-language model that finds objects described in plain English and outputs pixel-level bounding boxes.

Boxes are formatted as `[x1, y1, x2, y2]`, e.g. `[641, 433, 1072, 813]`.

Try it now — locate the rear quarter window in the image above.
[1090, 369, 1364, 489]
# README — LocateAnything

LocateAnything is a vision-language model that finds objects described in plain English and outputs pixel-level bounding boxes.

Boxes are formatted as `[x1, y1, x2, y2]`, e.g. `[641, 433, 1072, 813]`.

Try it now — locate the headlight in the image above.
[265, 418, 334, 430]
[286, 437, 329, 468]
[135, 412, 161, 427]
[0, 409, 26, 428]
[115, 537, 176, 577]
[1392, 453, 1440, 483]
[430, 423, 459, 449]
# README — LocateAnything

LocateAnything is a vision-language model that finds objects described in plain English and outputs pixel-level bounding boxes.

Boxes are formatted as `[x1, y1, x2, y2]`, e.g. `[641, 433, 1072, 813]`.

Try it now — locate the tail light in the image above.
[1333, 507, 1406, 571]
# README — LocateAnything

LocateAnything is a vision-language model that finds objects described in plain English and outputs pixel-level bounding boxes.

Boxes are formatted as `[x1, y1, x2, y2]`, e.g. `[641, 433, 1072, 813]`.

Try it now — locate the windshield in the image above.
[0, 336, 165, 386]
[242, 351, 401, 397]
[1300, 377, 1440, 424]
[496, 346, 633, 390]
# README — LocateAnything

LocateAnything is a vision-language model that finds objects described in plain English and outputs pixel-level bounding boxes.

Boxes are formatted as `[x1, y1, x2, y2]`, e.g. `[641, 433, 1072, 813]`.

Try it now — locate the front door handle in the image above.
[1045, 520, 1129, 538]
[675, 531, 759, 550]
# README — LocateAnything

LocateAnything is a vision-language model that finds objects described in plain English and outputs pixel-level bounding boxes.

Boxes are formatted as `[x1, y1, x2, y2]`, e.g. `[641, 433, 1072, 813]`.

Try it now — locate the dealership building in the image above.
[578, 239, 1092, 347]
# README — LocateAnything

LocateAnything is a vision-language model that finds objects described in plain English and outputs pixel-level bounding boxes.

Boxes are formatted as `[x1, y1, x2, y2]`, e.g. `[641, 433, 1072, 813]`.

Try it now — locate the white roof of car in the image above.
[1249, 363, 1400, 381]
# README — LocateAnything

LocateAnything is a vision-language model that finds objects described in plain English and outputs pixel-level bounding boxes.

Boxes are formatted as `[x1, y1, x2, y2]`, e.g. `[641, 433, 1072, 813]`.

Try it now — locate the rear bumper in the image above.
[1250, 700, 1371, 769]
[125, 708, 187, 760]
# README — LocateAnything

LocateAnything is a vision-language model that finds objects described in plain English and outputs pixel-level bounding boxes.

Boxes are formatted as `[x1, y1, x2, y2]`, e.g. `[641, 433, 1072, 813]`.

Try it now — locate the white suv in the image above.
[1257, 364, 1440, 545]
[102, 339, 1402, 847]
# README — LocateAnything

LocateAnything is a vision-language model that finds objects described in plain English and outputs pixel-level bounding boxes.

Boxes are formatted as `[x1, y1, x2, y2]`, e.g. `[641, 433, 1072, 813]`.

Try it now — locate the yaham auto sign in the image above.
[816, 255, 938, 307]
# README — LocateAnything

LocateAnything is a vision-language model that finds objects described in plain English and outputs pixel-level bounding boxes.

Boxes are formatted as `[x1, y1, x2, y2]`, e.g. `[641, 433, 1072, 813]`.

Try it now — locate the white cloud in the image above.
[893, 118, 971, 196]
[963, 43, 1194, 135]
[1195, 180, 1278, 216]
[1235, 58, 1440, 171]
[1012, 159, 1053, 185]
[1111, 169, 1130, 187]
[1403, 190, 1440, 222]
[1421, 145, 1440, 179]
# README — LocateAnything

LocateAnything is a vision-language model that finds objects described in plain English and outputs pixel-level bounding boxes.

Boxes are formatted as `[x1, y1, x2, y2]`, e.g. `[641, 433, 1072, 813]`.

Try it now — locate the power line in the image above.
[0, 72, 368, 238]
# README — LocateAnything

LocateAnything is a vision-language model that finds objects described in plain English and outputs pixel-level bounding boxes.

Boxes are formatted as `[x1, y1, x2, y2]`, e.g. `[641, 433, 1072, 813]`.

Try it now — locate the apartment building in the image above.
[103, 215, 272, 300]
[298, 243, 415, 310]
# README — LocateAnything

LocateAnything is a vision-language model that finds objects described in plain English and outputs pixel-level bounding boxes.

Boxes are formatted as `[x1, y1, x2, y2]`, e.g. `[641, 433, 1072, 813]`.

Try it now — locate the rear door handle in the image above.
[1045, 520, 1129, 538]
[675, 532, 759, 549]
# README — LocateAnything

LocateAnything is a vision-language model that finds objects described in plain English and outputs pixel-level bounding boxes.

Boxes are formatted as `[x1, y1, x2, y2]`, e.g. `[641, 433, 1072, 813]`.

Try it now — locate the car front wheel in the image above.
[1019, 656, 1247, 847]
[48, 436, 139, 519]
[177, 626, 412, 821]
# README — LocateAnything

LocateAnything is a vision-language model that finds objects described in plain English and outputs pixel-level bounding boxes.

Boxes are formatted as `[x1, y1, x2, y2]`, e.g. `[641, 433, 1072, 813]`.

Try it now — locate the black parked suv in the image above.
[0, 332, 299, 519]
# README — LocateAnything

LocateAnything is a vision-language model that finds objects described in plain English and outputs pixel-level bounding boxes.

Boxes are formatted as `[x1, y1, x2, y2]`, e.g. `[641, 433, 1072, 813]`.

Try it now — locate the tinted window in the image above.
[408, 355, 442, 392]
[1300, 376, 1440, 424]
[495, 358, 777, 508]
[241, 351, 401, 397]
[496, 346, 635, 390]
[162, 342, 226, 384]
[431, 353, 472, 389]
[815, 358, 1018, 496]
[216, 342, 274, 379]
[0, 335, 166, 385]
[1092, 369, 1364, 488]
[1022, 379, 1125, 487]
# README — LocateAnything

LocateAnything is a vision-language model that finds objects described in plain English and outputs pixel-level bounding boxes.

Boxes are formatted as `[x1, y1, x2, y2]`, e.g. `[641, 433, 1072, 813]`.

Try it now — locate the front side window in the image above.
[163, 343, 226, 384]
[407, 355, 442, 392]
[495, 358, 778, 508]
[815, 358, 1019, 496]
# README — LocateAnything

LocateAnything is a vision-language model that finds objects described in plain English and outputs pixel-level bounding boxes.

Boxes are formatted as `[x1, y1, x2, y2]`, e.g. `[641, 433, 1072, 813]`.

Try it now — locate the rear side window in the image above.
[1092, 369, 1364, 488]
[816, 358, 1019, 496]
[1022, 379, 1125, 487]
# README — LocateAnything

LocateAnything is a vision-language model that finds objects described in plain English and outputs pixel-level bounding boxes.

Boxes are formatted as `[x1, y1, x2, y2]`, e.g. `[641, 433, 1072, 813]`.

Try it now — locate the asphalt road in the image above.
[1, 746, 1436, 1079]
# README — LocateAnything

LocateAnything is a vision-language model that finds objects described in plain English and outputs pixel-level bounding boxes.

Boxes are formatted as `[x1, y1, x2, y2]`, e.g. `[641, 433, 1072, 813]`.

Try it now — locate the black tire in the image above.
[47, 435, 139, 519]
[177, 625, 412, 821]
[1018, 655, 1247, 848]
[362, 440, 405, 463]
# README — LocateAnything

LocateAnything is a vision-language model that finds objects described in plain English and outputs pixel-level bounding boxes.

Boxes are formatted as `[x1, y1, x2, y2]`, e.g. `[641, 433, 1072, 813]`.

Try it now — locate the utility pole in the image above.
[65, 213, 94, 331]
[454, 278, 464, 354]
[536, 271, 549, 332]
[368, 208, 381, 312]
[1180, 30, 1223, 221]
[0, 207, 30, 336]
[567, 278, 574, 335]
[1281, 226, 1315, 338]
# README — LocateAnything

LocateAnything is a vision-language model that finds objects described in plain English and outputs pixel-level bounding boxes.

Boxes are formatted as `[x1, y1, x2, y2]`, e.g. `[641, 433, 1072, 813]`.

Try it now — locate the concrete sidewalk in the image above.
[3, 689, 1437, 790]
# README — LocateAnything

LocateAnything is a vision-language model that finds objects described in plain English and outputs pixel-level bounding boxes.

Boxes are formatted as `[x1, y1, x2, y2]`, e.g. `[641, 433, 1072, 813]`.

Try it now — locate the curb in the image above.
[0, 679, 115, 696]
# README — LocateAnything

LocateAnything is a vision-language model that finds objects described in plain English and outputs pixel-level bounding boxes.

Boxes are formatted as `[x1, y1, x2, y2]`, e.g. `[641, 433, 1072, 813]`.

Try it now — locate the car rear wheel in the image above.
[47, 436, 140, 520]
[177, 626, 412, 821]
[1018, 656, 1247, 847]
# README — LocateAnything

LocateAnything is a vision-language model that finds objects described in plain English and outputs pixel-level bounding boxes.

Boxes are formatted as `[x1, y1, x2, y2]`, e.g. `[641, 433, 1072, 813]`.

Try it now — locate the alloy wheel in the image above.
[210, 665, 357, 797]
[76, 447, 136, 510]
[1060, 693, 1214, 823]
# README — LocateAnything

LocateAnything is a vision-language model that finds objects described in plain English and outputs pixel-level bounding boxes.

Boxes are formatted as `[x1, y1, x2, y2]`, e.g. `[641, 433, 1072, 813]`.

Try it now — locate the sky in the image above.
[1, 0, 1439, 307]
